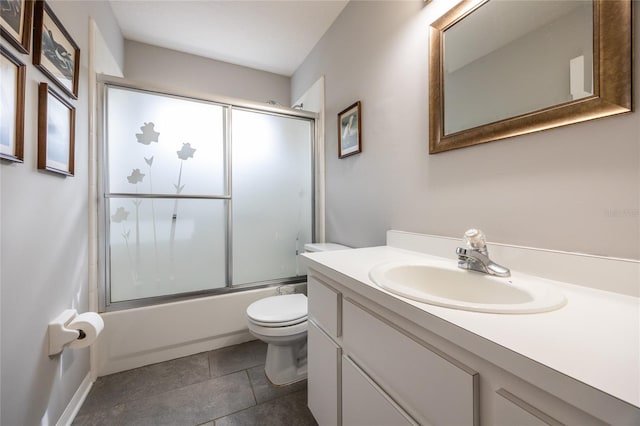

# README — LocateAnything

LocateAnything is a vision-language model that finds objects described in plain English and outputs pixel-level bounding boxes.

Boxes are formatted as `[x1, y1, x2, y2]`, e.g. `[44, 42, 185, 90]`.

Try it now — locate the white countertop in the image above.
[302, 245, 640, 410]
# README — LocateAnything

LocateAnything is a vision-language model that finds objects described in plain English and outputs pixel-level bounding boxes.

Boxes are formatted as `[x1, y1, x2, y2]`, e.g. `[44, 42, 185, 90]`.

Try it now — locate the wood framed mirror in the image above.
[429, 0, 632, 154]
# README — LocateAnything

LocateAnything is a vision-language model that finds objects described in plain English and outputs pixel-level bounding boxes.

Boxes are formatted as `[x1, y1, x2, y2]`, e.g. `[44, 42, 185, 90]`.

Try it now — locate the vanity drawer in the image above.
[308, 275, 341, 337]
[342, 298, 478, 426]
[342, 355, 417, 426]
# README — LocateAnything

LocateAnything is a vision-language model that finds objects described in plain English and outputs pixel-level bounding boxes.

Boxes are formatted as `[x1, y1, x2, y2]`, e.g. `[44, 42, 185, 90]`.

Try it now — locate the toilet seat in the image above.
[248, 315, 307, 328]
[247, 294, 307, 326]
[248, 318, 308, 337]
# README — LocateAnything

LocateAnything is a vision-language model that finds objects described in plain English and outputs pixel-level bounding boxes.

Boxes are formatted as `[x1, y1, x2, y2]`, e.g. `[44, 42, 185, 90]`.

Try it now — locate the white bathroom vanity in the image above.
[301, 231, 640, 426]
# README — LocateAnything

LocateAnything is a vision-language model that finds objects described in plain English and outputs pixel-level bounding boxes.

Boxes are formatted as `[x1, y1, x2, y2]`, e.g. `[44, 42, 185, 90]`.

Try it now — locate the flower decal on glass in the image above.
[134, 123, 161, 283]
[173, 143, 196, 195]
[126, 168, 145, 283]
[127, 169, 146, 184]
[169, 142, 197, 277]
[122, 119, 201, 284]
[136, 122, 160, 145]
[111, 207, 130, 223]
[177, 143, 196, 160]
[111, 206, 135, 283]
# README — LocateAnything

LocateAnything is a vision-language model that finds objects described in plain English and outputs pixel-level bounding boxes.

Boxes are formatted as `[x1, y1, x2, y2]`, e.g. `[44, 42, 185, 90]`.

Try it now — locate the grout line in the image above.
[246, 369, 258, 406]
[81, 362, 230, 418]
[209, 370, 259, 424]
[82, 342, 270, 423]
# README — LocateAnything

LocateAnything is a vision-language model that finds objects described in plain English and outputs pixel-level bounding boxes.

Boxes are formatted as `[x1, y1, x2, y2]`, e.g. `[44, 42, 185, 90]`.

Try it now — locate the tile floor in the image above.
[73, 340, 318, 426]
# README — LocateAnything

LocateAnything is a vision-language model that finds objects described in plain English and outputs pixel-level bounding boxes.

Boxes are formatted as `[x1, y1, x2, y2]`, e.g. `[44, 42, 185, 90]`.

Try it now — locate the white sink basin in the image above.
[369, 260, 566, 314]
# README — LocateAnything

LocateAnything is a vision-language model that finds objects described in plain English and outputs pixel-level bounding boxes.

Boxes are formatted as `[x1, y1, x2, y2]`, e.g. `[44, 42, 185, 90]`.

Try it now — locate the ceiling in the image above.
[108, 0, 349, 76]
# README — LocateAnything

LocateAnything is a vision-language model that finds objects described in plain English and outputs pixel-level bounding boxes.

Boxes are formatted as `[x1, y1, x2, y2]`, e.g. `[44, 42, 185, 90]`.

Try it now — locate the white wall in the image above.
[124, 40, 291, 105]
[291, 0, 640, 261]
[0, 2, 123, 425]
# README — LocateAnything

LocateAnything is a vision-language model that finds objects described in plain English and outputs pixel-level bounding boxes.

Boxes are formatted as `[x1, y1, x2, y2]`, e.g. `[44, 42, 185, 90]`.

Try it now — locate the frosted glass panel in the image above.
[102, 82, 316, 307]
[232, 110, 313, 285]
[106, 87, 226, 196]
[109, 198, 226, 302]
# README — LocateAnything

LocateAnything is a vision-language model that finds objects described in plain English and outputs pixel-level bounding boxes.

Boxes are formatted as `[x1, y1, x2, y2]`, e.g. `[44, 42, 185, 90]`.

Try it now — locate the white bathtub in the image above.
[95, 285, 305, 375]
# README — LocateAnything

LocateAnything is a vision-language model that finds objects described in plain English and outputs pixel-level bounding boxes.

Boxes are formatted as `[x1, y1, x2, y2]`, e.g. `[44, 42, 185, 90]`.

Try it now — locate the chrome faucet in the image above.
[456, 229, 510, 277]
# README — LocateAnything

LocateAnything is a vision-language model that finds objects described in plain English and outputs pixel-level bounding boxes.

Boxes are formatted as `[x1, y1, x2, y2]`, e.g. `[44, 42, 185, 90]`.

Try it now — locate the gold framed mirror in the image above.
[429, 0, 632, 154]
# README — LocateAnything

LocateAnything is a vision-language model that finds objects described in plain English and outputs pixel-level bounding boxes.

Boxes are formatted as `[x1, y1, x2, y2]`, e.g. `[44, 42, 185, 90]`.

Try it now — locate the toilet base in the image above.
[264, 340, 308, 386]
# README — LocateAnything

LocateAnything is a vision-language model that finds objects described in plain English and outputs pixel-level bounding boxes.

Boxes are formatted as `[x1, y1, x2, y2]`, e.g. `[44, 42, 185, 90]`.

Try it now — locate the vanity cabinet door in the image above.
[342, 298, 478, 426]
[308, 320, 341, 426]
[342, 355, 417, 426]
[308, 276, 341, 337]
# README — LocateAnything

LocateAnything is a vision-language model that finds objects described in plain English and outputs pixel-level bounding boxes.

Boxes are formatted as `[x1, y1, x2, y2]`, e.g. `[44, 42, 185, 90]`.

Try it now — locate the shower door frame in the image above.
[97, 76, 317, 312]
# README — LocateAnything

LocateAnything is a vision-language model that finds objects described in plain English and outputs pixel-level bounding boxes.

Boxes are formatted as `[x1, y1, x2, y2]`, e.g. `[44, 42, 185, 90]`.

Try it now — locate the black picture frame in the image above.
[0, 0, 33, 53]
[38, 82, 75, 176]
[33, 1, 80, 99]
[0, 46, 26, 163]
[338, 101, 362, 158]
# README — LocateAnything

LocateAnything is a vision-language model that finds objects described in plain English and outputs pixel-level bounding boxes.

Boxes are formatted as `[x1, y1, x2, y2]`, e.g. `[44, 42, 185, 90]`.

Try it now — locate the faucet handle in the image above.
[463, 228, 487, 250]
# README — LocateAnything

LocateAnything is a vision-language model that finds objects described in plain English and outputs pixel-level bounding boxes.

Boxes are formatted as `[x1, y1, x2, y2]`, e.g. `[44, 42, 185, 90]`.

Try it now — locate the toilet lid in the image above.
[247, 294, 307, 324]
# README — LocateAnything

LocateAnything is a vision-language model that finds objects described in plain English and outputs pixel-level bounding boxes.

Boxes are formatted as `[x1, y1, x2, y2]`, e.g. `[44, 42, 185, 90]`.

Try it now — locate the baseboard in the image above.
[56, 372, 93, 426]
[99, 331, 255, 376]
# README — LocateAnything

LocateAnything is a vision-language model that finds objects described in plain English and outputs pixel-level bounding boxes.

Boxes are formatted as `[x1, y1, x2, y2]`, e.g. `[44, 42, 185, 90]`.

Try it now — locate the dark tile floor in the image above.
[73, 340, 318, 426]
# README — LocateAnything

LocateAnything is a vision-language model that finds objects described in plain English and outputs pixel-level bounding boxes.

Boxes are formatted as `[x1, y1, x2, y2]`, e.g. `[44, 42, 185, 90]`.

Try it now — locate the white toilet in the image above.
[246, 242, 350, 386]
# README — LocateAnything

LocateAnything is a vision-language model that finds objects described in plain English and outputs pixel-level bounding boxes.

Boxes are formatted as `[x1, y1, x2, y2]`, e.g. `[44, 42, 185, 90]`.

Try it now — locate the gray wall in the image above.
[124, 40, 291, 105]
[0, 2, 124, 425]
[292, 0, 640, 260]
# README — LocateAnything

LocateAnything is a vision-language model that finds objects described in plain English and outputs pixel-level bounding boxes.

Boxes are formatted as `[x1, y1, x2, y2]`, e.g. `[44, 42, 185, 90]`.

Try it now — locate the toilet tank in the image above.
[301, 243, 350, 276]
[304, 243, 351, 253]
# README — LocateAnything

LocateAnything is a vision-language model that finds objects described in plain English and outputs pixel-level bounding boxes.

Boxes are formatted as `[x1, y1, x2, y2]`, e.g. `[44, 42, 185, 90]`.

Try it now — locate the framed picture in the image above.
[338, 101, 361, 158]
[38, 82, 75, 176]
[0, 0, 33, 53]
[33, 1, 79, 99]
[0, 46, 26, 162]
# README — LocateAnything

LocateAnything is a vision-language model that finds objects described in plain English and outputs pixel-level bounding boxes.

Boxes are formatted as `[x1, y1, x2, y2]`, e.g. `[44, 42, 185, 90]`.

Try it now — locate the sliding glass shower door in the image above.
[232, 109, 313, 285]
[101, 81, 314, 310]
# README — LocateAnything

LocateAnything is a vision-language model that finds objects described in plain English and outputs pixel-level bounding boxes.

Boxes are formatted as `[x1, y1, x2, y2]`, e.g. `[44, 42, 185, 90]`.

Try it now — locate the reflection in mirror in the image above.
[429, 0, 632, 154]
[444, 1, 593, 135]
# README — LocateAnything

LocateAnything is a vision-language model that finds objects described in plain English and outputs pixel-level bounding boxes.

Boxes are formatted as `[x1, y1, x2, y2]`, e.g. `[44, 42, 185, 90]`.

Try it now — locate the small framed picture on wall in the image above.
[33, 1, 80, 99]
[338, 101, 361, 158]
[0, 0, 33, 53]
[38, 82, 75, 176]
[0, 46, 26, 163]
